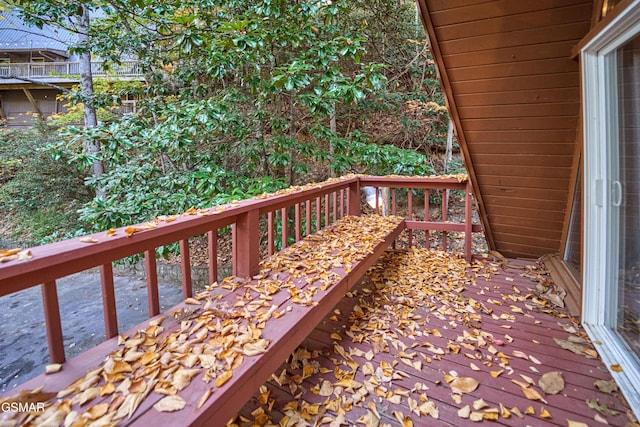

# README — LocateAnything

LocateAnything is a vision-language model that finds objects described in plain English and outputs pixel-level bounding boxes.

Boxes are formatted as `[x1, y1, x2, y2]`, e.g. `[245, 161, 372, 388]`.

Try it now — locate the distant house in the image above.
[0, 11, 143, 127]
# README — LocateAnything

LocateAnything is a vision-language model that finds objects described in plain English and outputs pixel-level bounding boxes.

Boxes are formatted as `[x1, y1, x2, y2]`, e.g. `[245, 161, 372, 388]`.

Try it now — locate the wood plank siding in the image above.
[417, 0, 593, 258]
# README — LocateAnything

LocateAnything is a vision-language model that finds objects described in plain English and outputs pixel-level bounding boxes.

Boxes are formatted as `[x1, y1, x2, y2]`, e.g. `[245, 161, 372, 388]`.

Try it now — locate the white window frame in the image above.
[582, 0, 640, 414]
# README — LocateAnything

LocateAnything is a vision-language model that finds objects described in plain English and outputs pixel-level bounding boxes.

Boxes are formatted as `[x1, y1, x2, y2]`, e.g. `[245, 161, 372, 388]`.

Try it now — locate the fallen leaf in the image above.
[458, 405, 470, 419]
[538, 371, 564, 395]
[450, 377, 479, 394]
[79, 237, 99, 244]
[154, 395, 186, 412]
[594, 379, 618, 394]
[521, 387, 547, 403]
[45, 364, 62, 374]
[586, 399, 620, 416]
[610, 364, 623, 373]
[215, 370, 232, 388]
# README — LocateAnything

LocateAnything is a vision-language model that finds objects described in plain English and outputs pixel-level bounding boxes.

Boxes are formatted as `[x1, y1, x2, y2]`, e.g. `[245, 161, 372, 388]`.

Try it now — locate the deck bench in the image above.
[0, 214, 405, 427]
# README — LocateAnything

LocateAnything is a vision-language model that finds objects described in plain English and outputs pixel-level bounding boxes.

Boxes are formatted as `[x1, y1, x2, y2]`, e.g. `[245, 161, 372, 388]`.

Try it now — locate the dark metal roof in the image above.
[0, 11, 75, 56]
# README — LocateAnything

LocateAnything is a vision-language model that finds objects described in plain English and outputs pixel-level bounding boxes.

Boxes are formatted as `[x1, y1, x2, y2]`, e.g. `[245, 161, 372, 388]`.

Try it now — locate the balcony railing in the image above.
[0, 60, 143, 79]
[0, 174, 481, 365]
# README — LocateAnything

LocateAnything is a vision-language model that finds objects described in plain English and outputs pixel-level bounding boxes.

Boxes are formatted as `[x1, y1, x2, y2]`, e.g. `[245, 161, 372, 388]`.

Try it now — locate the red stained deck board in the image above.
[1, 216, 406, 427]
[235, 257, 631, 427]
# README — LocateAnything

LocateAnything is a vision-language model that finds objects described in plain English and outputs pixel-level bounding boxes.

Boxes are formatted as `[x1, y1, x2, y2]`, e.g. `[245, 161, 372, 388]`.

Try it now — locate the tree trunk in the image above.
[78, 7, 105, 198]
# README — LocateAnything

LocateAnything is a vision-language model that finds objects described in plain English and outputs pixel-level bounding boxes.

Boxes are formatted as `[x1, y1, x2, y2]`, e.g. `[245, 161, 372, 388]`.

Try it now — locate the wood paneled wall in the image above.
[417, 0, 593, 258]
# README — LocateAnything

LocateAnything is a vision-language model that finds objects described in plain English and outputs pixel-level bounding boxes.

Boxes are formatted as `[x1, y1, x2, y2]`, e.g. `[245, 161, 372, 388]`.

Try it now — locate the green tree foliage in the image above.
[6, 0, 449, 237]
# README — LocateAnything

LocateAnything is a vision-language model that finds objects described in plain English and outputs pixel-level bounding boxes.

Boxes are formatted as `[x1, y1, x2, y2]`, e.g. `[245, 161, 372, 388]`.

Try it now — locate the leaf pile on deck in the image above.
[228, 249, 632, 427]
[0, 214, 403, 427]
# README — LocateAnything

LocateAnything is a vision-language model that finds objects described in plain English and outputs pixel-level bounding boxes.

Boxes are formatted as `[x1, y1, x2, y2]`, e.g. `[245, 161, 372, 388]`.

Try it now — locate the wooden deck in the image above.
[232, 251, 634, 427]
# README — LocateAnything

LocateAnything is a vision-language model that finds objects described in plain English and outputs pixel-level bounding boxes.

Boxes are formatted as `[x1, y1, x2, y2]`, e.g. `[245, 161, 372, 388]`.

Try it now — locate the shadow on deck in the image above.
[234, 251, 634, 427]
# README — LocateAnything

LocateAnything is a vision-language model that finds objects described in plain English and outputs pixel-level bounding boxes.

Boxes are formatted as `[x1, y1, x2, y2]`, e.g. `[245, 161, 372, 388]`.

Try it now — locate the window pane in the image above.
[615, 33, 640, 358]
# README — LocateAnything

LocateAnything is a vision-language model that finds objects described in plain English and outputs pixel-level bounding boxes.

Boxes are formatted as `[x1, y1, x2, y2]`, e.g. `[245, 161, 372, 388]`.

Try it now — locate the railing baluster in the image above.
[339, 189, 344, 218]
[408, 189, 413, 248]
[100, 263, 119, 339]
[375, 187, 380, 214]
[315, 197, 321, 232]
[144, 249, 160, 317]
[442, 189, 448, 253]
[295, 203, 301, 242]
[425, 189, 430, 249]
[391, 188, 397, 215]
[268, 211, 275, 256]
[208, 230, 218, 284]
[281, 208, 288, 248]
[465, 181, 473, 261]
[42, 281, 65, 363]
[324, 194, 330, 225]
[180, 239, 193, 298]
[306, 200, 312, 236]
[332, 191, 337, 223]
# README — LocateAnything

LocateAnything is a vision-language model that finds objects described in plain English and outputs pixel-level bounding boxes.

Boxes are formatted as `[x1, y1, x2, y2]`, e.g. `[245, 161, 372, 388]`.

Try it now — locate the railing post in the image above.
[42, 281, 65, 364]
[233, 209, 260, 277]
[464, 180, 473, 262]
[100, 263, 119, 339]
[348, 180, 361, 216]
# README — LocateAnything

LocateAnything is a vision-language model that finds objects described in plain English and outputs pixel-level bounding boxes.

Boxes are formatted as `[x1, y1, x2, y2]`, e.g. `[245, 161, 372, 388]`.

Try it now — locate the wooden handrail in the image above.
[0, 174, 481, 364]
[0, 60, 143, 79]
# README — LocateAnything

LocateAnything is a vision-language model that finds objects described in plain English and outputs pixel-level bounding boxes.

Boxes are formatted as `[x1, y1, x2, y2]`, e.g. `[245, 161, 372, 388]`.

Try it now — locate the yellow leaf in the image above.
[331, 333, 342, 341]
[215, 370, 232, 388]
[197, 388, 212, 410]
[610, 364, 623, 372]
[450, 377, 479, 394]
[521, 387, 547, 403]
[490, 370, 503, 378]
[106, 228, 117, 237]
[79, 237, 99, 244]
[154, 395, 186, 412]
[525, 406, 535, 415]
[540, 407, 552, 419]
[500, 403, 510, 419]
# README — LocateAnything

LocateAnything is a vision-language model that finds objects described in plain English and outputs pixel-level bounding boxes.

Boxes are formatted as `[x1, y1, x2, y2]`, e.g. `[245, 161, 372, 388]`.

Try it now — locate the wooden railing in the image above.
[0, 60, 143, 79]
[0, 175, 481, 366]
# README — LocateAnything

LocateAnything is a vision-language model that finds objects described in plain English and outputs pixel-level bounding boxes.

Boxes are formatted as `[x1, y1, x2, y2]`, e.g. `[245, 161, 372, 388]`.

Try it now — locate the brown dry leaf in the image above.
[86, 403, 109, 420]
[469, 412, 484, 422]
[174, 368, 200, 391]
[513, 350, 529, 359]
[243, 339, 269, 356]
[500, 403, 511, 419]
[45, 363, 62, 374]
[490, 370, 503, 378]
[568, 422, 589, 427]
[215, 370, 233, 388]
[586, 399, 620, 416]
[197, 388, 212, 410]
[79, 237, 99, 244]
[521, 386, 547, 403]
[154, 395, 186, 412]
[539, 371, 564, 395]
[356, 409, 380, 427]
[450, 377, 479, 394]
[540, 407, 552, 419]
[458, 405, 471, 419]
[594, 379, 619, 394]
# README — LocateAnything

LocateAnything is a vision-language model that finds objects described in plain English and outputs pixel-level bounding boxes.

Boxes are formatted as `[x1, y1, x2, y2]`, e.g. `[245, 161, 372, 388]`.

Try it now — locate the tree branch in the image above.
[0, 75, 72, 93]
